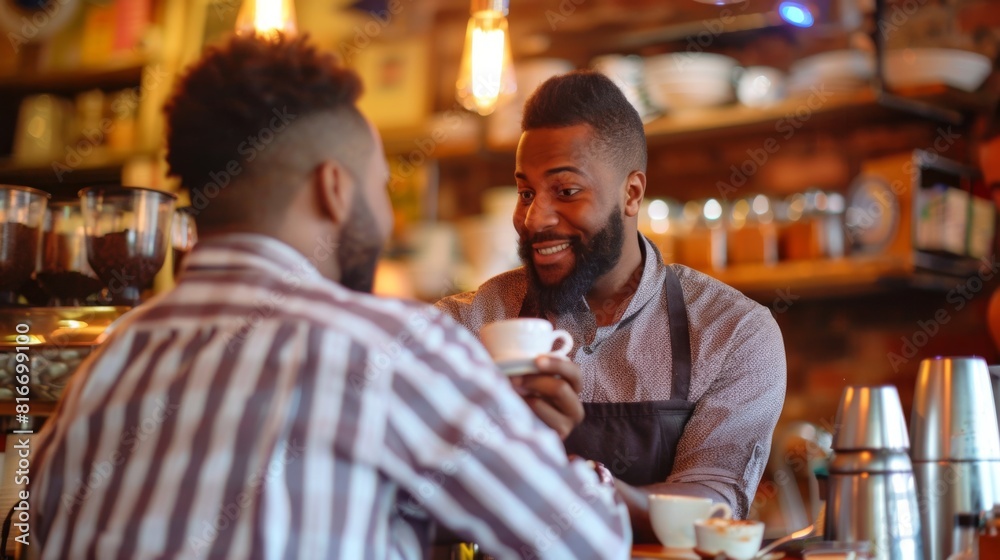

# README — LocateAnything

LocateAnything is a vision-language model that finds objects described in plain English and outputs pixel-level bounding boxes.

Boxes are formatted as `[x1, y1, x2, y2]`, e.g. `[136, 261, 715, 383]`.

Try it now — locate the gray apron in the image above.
[524, 265, 696, 487]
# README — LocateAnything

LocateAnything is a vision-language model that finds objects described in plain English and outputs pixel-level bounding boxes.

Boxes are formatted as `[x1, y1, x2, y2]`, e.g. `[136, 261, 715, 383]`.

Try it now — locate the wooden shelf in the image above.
[382, 124, 483, 160]
[642, 85, 990, 145]
[406, 85, 993, 158]
[0, 59, 147, 94]
[0, 149, 157, 195]
[702, 252, 980, 299]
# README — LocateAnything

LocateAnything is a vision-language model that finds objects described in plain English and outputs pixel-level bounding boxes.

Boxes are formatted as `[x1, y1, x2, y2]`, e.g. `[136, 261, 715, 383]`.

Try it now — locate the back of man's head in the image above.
[165, 35, 367, 232]
[521, 70, 647, 176]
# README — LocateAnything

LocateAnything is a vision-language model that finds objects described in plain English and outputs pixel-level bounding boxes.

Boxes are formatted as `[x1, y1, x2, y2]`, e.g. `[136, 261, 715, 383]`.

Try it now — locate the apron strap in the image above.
[665, 266, 692, 401]
[517, 261, 693, 401]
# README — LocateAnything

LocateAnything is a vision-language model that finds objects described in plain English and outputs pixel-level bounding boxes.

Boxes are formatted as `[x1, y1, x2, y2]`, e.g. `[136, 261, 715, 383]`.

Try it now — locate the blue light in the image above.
[779, 1, 815, 27]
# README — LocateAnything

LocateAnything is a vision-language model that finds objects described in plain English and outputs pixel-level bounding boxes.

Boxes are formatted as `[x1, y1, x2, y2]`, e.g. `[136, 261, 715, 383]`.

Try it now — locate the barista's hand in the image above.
[510, 356, 584, 440]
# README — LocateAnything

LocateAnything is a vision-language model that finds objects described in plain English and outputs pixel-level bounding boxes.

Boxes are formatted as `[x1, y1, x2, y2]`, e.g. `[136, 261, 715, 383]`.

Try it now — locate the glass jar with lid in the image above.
[675, 198, 727, 271]
[778, 189, 846, 261]
[727, 194, 778, 266]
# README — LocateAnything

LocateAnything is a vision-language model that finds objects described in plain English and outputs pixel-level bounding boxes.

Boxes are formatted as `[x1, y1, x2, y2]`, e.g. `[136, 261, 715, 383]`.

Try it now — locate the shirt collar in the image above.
[614, 233, 666, 325]
[185, 233, 324, 281]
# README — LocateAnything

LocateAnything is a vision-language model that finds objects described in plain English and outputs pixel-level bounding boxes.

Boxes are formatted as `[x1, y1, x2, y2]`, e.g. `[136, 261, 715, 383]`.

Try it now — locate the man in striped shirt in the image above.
[29, 35, 630, 559]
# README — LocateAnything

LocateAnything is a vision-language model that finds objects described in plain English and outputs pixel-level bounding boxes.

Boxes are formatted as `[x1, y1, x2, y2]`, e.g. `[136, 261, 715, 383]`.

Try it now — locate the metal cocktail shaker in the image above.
[826, 385, 924, 560]
[910, 356, 1000, 560]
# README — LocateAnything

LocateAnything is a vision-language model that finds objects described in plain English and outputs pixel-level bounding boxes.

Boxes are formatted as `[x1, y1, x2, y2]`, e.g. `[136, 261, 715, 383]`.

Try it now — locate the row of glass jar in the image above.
[0, 185, 195, 308]
[639, 190, 848, 271]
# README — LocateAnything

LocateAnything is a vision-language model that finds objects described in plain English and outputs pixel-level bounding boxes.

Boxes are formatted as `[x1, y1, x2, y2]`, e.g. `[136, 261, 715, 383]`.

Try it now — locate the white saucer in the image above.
[692, 549, 784, 560]
[495, 358, 539, 376]
[631, 546, 699, 559]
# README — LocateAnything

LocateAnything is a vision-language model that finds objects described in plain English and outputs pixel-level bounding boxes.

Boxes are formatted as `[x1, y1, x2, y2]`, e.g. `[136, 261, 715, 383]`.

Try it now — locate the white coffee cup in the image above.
[694, 518, 765, 560]
[649, 495, 733, 552]
[479, 318, 573, 363]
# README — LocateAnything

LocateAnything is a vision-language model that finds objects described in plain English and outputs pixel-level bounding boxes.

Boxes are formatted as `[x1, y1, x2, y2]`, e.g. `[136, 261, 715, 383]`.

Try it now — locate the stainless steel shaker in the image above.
[826, 385, 924, 560]
[910, 356, 1000, 560]
[989, 365, 1000, 437]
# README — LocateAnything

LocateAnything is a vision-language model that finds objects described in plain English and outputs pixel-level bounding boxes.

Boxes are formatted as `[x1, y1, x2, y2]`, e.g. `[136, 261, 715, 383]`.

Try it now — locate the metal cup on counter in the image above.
[825, 385, 924, 560]
[910, 356, 1000, 560]
[991, 365, 1000, 438]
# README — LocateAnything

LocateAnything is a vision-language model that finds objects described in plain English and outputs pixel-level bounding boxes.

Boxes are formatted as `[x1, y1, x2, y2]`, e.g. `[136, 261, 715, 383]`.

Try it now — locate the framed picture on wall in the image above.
[353, 36, 431, 132]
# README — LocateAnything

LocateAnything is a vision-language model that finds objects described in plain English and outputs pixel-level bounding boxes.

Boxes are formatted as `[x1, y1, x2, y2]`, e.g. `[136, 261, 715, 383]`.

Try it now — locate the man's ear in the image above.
[315, 160, 354, 225]
[623, 170, 646, 218]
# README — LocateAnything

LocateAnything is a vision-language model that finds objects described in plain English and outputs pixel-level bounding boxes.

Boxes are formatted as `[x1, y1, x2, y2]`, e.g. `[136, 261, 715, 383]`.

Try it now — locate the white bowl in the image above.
[645, 69, 734, 84]
[645, 52, 738, 77]
[790, 49, 874, 83]
[647, 78, 733, 110]
[884, 48, 991, 92]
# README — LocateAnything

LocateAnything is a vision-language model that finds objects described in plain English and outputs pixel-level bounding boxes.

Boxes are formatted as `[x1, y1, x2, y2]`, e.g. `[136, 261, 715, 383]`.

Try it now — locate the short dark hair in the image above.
[164, 34, 366, 228]
[521, 70, 647, 175]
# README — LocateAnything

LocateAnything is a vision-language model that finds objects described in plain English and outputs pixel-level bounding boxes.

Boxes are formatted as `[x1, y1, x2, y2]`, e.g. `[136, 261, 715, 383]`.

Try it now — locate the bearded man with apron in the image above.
[435, 71, 786, 544]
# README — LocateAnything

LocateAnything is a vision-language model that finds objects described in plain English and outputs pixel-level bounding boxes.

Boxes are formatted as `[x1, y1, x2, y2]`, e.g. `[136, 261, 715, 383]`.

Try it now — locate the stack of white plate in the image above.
[643, 52, 738, 111]
[787, 49, 873, 97]
[884, 48, 992, 92]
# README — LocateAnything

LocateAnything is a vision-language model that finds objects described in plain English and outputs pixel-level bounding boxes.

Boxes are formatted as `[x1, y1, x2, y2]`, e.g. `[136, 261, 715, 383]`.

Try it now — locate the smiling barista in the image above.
[436, 70, 787, 542]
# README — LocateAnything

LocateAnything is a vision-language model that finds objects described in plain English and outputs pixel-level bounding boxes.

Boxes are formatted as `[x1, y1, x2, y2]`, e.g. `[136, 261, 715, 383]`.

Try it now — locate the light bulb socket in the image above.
[470, 0, 508, 15]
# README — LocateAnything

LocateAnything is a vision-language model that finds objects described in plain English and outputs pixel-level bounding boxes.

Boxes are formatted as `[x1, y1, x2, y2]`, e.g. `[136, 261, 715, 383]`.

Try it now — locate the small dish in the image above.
[630, 544, 700, 559]
[693, 550, 784, 560]
[495, 358, 539, 376]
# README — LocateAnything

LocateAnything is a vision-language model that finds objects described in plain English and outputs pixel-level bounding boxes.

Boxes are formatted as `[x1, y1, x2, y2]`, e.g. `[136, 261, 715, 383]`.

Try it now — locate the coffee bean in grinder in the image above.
[79, 185, 176, 307]
[0, 185, 49, 307]
[0, 185, 175, 411]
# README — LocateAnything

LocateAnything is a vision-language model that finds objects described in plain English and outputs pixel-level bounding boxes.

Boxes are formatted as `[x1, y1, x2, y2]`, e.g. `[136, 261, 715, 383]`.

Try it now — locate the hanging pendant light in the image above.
[455, 0, 517, 116]
[235, 0, 298, 40]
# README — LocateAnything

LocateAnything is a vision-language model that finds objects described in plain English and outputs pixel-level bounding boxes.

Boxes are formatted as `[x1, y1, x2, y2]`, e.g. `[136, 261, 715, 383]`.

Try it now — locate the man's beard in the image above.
[337, 194, 382, 293]
[518, 208, 625, 315]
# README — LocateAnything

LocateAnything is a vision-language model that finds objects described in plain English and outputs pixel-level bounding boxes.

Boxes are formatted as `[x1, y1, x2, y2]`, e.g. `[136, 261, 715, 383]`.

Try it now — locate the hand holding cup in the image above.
[479, 318, 573, 372]
[480, 319, 581, 439]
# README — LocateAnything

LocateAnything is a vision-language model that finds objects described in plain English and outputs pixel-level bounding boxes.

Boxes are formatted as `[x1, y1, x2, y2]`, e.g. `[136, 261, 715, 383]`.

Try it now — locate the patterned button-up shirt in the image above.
[30, 234, 630, 559]
[436, 234, 787, 517]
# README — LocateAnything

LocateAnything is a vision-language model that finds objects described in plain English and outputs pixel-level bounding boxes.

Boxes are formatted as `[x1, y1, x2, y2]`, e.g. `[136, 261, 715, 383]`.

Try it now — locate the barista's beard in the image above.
[518, 208, 625, 316]
[337, 194, 382, 294]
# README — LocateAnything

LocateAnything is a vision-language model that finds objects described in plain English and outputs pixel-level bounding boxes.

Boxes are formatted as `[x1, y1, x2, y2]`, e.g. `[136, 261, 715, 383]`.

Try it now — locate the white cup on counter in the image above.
[649, 494, 732, 554]
[694, 518, 765, 560]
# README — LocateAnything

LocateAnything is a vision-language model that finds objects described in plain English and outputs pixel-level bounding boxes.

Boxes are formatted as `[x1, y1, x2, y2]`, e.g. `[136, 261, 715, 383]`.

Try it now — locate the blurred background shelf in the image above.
[642, 85, 995, 145]
[707, 252, 983, 299]
[0, 149, 159, 198]
[399, 85, 996, 157]
[0, 59, 147, 94]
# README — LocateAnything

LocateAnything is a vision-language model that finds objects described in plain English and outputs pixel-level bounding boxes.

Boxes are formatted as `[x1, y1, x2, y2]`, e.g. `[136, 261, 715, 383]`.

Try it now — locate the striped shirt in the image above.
[30, 234, 630, 560]
[436, 235, 787, 517]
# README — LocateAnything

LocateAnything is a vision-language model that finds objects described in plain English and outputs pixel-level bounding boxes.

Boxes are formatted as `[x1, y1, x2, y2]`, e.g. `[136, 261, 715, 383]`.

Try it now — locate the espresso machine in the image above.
[0, 184, 179, 408]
